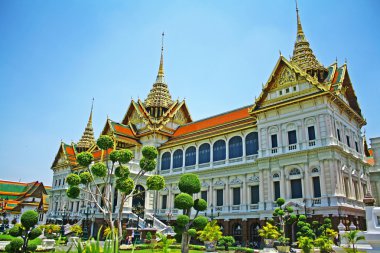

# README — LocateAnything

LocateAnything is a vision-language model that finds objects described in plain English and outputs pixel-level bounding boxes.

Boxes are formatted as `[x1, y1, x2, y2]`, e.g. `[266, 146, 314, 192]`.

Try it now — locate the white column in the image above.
[242, 135, 246, 161]
[280, 167, 286, 199]
[319, 160, 326, 197]
[259, 170, 264, 210]
[304, 164, 310, 198]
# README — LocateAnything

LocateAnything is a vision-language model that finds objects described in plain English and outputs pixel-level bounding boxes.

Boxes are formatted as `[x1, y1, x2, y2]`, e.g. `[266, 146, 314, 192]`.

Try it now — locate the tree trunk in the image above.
[181, 232, 189, 253]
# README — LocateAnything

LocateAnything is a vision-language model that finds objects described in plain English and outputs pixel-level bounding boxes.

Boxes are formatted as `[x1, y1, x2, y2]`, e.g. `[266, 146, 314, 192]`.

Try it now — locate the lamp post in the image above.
[60, 207, 67, 237]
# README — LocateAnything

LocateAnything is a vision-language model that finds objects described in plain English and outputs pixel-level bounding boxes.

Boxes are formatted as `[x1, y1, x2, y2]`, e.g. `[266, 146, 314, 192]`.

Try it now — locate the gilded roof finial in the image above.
[290, 0, 324, 73]
[156, 32, 165, 83]
[144, 32, 173, 109]
[77, 98, 96, 149]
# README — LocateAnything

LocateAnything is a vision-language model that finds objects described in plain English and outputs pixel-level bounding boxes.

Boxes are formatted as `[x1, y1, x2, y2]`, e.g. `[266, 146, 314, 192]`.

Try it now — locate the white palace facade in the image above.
[47, 6, 373, 243]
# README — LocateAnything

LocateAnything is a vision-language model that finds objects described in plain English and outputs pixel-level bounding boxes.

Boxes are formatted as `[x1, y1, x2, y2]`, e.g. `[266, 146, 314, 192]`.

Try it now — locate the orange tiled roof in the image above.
[65, 146, 75, 155]
[173, 105, 251, 137]
[92, 148, 113, 159]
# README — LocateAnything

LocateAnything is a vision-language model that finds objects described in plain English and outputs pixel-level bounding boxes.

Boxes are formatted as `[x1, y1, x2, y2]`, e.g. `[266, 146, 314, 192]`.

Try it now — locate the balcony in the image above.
[288, 144, 297, 151]
[308, 140, 316, 147]
[213, 160, 226, 166]
[271, 148, 278, 154]
[229, 157, 243, 164]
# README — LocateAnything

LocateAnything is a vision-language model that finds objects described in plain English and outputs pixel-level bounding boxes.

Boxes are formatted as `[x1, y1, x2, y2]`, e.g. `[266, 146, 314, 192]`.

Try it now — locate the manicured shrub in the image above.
[139, 157, 157, 171]
[21, 211, 38, 230]
[28, 228, 42, 240]
[174, 193, 194, 210]
[188, 229, 197, 237]
[142, 146, 158, 160]
[176, 215, 190, 227]
[109, 150, 121, 163]
[116, 178, 134, 194]
[91, 163, 107, 177]
[76, 152, 94, 167]
[178, 174, 201, 194]
[193, 198, 207, 211]
[192, 216, 208, 230]
[66, 173, 81, 186]
[146, 175, 165, 190]
[8, 226, 21, 237]
[79, 171, 93, 184]
[118, 149, 134, 164]
[97, 135, 114, 150]
[67, 186, 80, 198]
[115, 165, 130, 178]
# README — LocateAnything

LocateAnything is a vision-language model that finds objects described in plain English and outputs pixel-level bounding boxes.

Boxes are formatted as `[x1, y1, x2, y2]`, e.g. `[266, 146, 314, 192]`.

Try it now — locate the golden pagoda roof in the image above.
[290, 4, 324, 72]
[77, 100, 96, 149]
[144, 33, 173, 109]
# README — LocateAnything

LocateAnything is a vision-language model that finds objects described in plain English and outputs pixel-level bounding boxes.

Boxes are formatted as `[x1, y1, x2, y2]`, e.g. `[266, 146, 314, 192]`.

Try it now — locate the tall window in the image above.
[161, 152, 171, 170]
[346, 136, 351, 147]
[308, 126, 316, 140]
[337, 129, 341, 141]
[246, 132, 259, 155]
[250, 185, 259, 204]
[161, 195, 167, 209]
[229, 136, 243, 159]
[233, 188, 241, 205]
[291, 179, 303, 198]
[185, 147, 196, 166]
[216, 189, 223, 206]
[199, 143, 210, 164]
[288, 130, 297, 145]
[173, 149, 183, 169]
[113, 189, 118, 212]
[312, 177, 321, 198]
[271, 134, 278, 148]
[355, 141, 359, 152]
[213, 140, 226, 161]
[274, 181, 280, 201]
[201, 191, 208, 202]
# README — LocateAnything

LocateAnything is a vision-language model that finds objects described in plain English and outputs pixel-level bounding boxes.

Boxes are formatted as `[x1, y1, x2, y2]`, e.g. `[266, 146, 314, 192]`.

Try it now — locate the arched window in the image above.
[311, 168, 319, 173]
[246, 132, 259, 155]
[173, 149, 183, 169]
[161, 152, 171, 170]
[199, 143, 210, 164]
[185, 146, 196, 166]
[213, 140, 226, 161]
[273, 173, 280, 179]
[229, 136, 243, 159]
[289, 168, 301, 176]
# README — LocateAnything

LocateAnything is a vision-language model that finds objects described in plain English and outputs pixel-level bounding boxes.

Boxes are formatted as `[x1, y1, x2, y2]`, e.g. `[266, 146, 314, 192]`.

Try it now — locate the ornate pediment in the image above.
[278, 67, 297, 87]
[214, 179, 225, 186]
[248, 175, 260, 182]
[230, 177, 243, 185]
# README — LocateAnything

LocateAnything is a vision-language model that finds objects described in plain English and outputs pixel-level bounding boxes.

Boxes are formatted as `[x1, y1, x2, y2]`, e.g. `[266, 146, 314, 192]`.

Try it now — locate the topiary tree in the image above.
[65, 135, 165, 239]
[272, 198, 297, 245]
[296, 215, 315, 240]
[218, 236, 235, 251]
[173, 173, 208, 253]
[6, 210, 42, 253]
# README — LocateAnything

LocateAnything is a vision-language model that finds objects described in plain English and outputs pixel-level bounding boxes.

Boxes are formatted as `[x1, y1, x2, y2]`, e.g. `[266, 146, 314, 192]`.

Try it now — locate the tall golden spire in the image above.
[291, 1, 324, 74]
[77, 98, 96, 149]
[145, 32, 173, 112]
[156, 32, 165, 83]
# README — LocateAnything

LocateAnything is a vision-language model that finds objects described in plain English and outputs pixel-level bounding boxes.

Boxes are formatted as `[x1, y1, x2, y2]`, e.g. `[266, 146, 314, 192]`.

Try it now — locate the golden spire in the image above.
[291, 1, 324, 73]
[77, 98, 96, 149]
[156, 32, 165, 83]
[145, 32, 173, 110]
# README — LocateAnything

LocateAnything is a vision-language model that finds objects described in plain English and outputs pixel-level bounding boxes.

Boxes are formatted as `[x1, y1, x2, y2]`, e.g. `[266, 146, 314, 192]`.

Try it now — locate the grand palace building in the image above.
[47, 6, 374, 243]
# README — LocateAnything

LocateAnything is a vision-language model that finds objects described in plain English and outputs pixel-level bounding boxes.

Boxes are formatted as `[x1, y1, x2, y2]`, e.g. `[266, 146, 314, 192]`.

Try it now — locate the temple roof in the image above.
[0, 180, 48, 213]
[144, 35, 173, 109]
[77, 100, 96, 149]
[290, 4, 325, 73]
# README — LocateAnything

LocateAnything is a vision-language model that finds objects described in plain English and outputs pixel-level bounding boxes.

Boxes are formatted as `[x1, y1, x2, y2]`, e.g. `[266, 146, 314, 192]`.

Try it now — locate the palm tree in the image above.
[342, 230, 365, 253]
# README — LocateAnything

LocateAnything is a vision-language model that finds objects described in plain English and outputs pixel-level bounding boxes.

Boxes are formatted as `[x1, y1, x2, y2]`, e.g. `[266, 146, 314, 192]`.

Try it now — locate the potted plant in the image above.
[277, 236, 290, 253]
[258, 222, 280, 248]
[145, 231, 152, 243]
[198, 220, 223, 252]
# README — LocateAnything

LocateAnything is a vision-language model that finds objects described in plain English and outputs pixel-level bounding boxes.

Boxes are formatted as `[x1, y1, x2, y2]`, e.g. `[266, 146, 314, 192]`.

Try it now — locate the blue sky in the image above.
[0, 0, 379, 185]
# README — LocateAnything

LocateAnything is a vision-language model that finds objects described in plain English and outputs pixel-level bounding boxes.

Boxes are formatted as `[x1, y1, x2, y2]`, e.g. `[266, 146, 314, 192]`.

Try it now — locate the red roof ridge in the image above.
[178, 105, 252, 128]
[0, 180, 38, 186]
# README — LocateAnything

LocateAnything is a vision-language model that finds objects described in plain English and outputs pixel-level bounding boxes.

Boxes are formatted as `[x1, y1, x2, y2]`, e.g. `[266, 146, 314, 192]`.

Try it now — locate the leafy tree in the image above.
[296, 215, 315, 240]
[197, 220, 222, 242]
[298, 236, 314, 253]
[314, 218, 338, 253]
[173, 173, 208, 253]
[5, 211, 42, 253]
[218, 236, 235, 251]
[65, 136, 165, 239]
[342, 230, 365, 253]
[155, 232, 175, 253]
[258, 223, 281, 239]
[272, 197, 297, 244]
